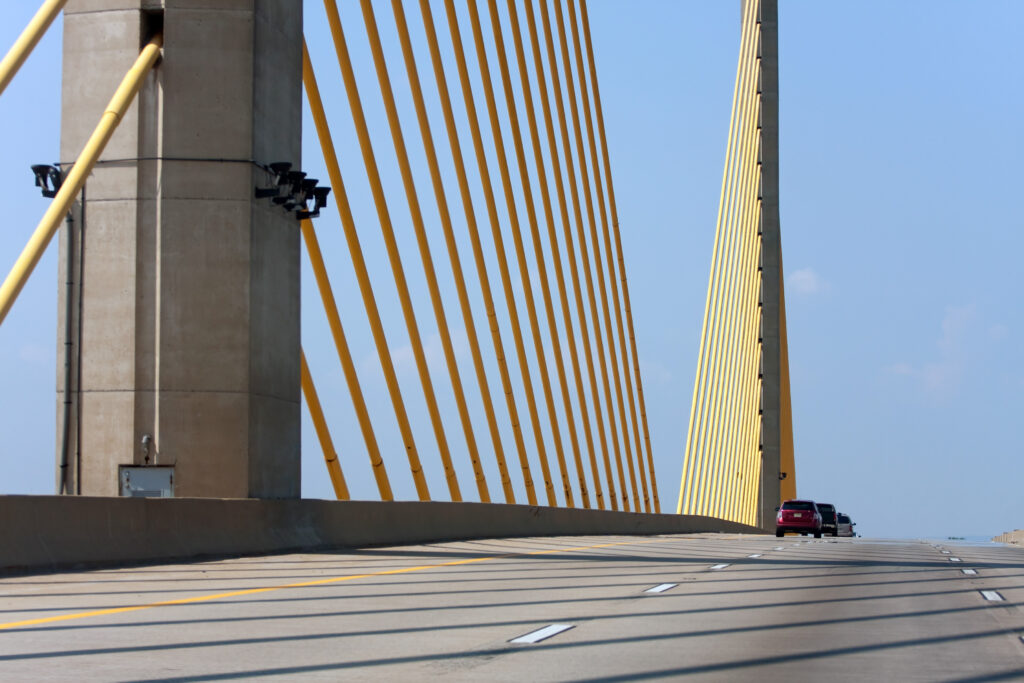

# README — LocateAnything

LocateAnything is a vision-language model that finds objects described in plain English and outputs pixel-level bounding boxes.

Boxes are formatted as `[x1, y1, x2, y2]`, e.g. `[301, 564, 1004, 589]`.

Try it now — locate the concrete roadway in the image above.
[1, 534, 1023, 681]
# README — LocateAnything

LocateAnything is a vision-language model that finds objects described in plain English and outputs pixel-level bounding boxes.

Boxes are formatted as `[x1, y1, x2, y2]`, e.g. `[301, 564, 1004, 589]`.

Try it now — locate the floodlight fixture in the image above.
[31, 164, 62, 198]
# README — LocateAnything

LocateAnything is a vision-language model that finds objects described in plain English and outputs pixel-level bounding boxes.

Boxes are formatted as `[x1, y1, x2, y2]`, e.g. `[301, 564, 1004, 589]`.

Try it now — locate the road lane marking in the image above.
[645, 583, 678, 594]
[980, 590, 1005, 602]
[709, 564, 730, 570]
[747, 554, 763, 558]
[510, 623, 574, 644]
[962, 569, 978, 576]
[0, 537, 675, 631]
[949, 557, 962, 562]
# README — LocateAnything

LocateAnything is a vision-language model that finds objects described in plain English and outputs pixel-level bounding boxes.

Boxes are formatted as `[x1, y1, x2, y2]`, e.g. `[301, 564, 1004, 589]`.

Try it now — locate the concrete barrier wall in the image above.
[993, 529, 1024, 545]
[0, 495, 761, 573]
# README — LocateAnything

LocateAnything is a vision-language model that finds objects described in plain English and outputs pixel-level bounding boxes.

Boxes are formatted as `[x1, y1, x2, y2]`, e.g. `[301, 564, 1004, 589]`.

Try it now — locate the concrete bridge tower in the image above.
[57, 0, 303, 498]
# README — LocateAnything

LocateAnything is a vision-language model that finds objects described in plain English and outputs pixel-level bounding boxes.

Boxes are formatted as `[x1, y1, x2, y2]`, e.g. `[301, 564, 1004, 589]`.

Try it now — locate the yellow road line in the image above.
[0, 537, 675, 631]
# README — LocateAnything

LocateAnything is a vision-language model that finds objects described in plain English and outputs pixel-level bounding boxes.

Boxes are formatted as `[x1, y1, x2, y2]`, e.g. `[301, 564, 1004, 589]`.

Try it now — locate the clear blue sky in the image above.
[0, 1, 1021, 539]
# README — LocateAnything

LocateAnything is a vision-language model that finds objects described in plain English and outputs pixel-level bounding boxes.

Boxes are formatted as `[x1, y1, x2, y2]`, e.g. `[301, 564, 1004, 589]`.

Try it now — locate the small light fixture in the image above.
[297, 186, 331, 220]
[255, 162, 330, 221]
[31, 164, 62, 198]
[255, 161, 293, 199]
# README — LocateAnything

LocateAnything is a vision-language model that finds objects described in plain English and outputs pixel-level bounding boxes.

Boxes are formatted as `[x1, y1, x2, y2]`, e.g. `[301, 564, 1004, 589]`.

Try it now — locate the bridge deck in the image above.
[2, 535, 1023, 680]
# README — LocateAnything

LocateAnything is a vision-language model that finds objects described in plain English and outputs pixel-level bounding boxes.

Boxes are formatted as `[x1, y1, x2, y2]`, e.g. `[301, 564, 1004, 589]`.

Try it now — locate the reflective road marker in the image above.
[510, 624, 575, 644]
[980, 590, 1005, 602]
[710, 563, 731, 570]
[645, 583, 678, 594]
[962, 568, 978, 576]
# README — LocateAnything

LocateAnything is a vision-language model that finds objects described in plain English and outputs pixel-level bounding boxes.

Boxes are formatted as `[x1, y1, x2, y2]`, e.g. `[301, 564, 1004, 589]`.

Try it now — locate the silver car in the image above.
[837, 513, 856, 537]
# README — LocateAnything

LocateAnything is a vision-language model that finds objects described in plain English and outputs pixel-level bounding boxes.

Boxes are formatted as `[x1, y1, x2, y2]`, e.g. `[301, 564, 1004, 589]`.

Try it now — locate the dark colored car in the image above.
[775, 499, 822, 538]
[816, 503, 838, 537]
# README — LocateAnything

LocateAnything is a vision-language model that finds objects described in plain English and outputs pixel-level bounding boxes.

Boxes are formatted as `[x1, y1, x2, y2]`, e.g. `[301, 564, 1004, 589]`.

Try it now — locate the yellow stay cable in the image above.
[677, 0, 757, 514]
[302, 39, 431, 501]
[549, 0, 631, 511]
[416, 0, 536, 504]
[705, 14, 762, 518]
[477, 0, 579, 507]
[578, 0, 660, 511]
[323, 1, 462, 501]
[564, 0, 645, 512]
[299, 214, 393, 500]
[358, 0, 490, 502]
[1, 36, 162, 327]
[391, 0, 516, 503]
[300, 349, 350, 500]
[441, 0, 546, 504]
[520, 0, 607, 510]
[536, 0, 619, 510]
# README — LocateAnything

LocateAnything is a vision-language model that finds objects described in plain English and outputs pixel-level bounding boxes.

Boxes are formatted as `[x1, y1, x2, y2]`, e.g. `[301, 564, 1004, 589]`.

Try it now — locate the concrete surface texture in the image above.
[1, 534, 1022, 680]
[0, 495, 758, 572]
[57, 0, 302, 498]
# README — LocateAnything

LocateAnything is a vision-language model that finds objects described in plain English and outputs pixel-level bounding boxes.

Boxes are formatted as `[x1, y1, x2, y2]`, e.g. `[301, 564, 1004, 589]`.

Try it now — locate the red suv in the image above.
[776, 499, 822, 538]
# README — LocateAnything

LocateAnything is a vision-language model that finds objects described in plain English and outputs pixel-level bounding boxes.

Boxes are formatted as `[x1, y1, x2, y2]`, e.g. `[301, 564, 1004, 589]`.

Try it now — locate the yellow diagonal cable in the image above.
[536, 0, 618, 511]
[550, 0, 631, 511]
[416, 0, 534, 504]
[358, 0, 489, 502]
[322, 1, 461, 501]
[0, 0, 66, 98]
[391, 0, 515, 503]
[300, 349, 349, 500]
[300, 217, 393, 501]
[302, 40, 431, 501]
[521, 0, 607, 510]
[578, 0, 660, 512]
[1, 36, 162, 327]
[565, 0, 644, 512]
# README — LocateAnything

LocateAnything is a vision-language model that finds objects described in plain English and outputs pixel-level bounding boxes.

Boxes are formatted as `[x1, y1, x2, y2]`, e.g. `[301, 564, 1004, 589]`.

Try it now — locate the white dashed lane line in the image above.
[644, 583, 678, 594]
[980, 590, 1005, 602]
[510, 624, 575, 644]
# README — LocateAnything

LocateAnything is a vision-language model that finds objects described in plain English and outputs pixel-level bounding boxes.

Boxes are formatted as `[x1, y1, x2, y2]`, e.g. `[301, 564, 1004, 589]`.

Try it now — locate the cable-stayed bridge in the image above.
[2, 2, 1023, 679]
[0, 0, 789, 527]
